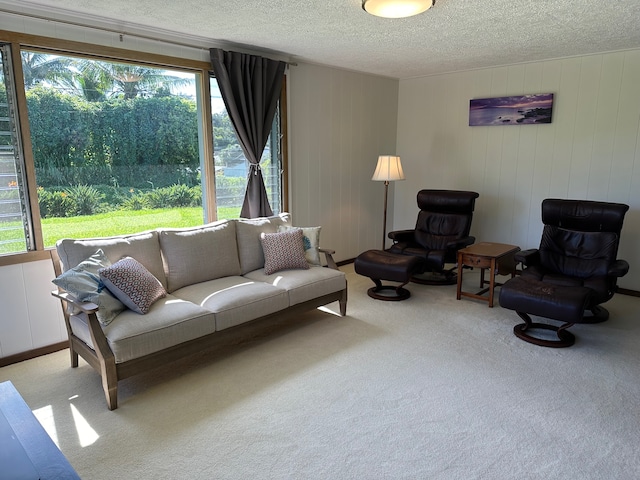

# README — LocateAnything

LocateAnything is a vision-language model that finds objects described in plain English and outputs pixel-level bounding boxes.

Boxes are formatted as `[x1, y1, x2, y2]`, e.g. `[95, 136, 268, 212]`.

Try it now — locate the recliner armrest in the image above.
[608, 259, 630, 278]
[388, 229, 414, 243]
[514, 249, 540, 266]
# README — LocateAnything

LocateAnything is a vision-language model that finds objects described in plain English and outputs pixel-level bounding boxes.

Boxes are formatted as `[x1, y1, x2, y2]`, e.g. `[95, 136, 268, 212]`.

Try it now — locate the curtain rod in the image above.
[0, 7, 296, 65]
[0, 7, 210, 51]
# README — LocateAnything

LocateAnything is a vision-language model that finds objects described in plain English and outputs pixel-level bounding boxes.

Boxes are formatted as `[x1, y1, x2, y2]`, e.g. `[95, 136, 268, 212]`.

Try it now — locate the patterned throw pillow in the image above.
[99, 257, 167, 314]
[277, 225, 322, 266]
[260, 229, 311, 275]
[52, 249, 125, 326]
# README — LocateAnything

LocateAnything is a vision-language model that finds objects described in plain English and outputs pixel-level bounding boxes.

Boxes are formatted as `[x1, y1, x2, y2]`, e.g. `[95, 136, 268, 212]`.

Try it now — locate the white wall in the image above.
[395, 50, 640, 290]
[287, 64, 399, 261]
[0, 259, 67, 358]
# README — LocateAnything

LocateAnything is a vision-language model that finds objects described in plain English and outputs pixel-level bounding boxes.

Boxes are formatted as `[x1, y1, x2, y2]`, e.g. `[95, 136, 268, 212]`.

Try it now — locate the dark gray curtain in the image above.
[210, 48, 286, 218]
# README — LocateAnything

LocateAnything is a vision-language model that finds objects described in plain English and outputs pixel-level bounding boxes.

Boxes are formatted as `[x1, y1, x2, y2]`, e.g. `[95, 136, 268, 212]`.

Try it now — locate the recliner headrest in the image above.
[542, 198, 629, 234]
[417, 190, 479, 213]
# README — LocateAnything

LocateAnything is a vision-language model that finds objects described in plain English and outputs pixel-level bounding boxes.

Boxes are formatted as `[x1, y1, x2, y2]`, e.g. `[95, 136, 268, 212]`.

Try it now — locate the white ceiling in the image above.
[3, 0, 640, 79]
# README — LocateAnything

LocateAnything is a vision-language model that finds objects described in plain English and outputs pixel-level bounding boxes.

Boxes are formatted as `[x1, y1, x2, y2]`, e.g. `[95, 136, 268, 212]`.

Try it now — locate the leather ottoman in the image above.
[499, 275, 593, 347]
[354, 250, 425, 301]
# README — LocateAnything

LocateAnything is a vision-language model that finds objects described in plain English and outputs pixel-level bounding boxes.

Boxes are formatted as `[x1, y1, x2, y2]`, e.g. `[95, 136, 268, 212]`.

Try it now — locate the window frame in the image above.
[0, 28, 287, 266]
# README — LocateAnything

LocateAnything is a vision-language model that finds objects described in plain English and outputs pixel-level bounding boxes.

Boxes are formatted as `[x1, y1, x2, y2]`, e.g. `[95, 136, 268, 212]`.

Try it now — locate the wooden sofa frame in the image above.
[51, 249, 347, 410]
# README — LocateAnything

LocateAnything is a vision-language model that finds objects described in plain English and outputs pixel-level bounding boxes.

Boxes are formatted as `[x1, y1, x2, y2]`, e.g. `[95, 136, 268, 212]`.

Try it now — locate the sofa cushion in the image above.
[52, 249, 125, 326]
[172, 276, 289, 331]
[278, 225, 322, 265]
[159, 220, 241, 292]
[245, 266, 346, 307]
[56, 230, 166, 290]
[70, 294, 217, 363]
[236, 213, 291, 274]
[261, 229, 310, 275]
[99, 257, 167, 314]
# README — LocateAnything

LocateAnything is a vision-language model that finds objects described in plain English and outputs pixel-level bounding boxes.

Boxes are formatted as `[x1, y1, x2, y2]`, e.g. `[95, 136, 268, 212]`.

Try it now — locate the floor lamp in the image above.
[371, 155, 405, 250]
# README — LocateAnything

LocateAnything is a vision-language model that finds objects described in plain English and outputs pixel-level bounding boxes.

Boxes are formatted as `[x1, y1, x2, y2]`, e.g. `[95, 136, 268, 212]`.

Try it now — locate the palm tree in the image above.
[20, 52, 72, 88]
[22, 53, 193, 101]
[93, 62, 192, 100]
[49, 60, 112, 101]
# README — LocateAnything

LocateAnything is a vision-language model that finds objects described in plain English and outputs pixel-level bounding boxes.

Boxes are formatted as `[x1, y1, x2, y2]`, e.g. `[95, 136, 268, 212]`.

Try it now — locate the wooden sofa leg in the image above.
[100, 359, 118, 410]
[70, 347, 79, 368]
[105, 384, 118, 411]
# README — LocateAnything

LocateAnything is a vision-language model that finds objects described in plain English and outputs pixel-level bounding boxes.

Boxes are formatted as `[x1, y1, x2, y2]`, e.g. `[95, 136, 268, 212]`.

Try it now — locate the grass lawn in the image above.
[43, 206, 242, 247]
[0, 206, 241, 253]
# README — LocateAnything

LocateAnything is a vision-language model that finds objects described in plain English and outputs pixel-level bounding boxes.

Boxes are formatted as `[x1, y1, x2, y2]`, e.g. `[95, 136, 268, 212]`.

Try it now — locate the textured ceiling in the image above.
[3, 0, 640, 79]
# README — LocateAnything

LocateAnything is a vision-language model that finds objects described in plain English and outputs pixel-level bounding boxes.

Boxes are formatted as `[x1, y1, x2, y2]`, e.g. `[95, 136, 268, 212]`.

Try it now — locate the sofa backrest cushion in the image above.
[159, 220, 241, 292]
[236, 213, 292, 274]
[56, 230, 166, 289]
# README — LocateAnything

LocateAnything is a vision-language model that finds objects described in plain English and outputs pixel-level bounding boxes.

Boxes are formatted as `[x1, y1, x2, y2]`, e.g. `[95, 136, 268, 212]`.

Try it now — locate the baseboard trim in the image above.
[0, 341, 68, 368]
[337, 258, 354, 267]
[618, 288, 640, 298]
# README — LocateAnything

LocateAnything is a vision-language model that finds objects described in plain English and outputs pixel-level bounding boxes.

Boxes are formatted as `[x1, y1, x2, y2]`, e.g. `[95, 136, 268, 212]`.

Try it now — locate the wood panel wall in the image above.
[287, 64, 399, 260]
[396, 50, 640, 290]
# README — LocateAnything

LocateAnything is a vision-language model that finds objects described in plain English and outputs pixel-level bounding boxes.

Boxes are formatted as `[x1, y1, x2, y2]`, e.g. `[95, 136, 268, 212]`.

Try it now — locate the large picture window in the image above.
[23, 51, 207, 247]
[0, 37, 284, 257]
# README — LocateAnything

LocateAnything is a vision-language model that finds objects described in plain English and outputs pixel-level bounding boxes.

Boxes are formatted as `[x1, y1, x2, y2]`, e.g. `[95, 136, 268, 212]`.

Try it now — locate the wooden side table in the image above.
[456, 242, 520, 307]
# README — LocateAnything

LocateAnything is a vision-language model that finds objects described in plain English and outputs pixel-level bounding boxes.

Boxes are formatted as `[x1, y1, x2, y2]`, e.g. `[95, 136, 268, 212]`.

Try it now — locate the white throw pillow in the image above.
[278, 225, 321, 266]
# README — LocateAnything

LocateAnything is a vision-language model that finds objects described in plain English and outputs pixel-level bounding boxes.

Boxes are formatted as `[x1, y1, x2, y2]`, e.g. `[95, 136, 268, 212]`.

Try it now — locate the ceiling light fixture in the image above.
[362, 0, 434, 19]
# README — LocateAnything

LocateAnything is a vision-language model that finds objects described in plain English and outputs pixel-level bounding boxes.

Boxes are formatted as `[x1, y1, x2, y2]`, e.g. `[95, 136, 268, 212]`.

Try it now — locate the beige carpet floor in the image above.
[2, 264, 639, 479]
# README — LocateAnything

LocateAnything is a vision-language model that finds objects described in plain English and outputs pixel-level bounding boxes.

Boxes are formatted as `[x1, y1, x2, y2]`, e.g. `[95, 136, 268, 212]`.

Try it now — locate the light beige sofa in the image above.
[52, 213, 347, 410]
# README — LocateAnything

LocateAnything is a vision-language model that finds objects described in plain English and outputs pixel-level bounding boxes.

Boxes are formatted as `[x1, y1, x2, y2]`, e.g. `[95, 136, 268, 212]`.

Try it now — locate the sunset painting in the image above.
[469, 93, 554, 126]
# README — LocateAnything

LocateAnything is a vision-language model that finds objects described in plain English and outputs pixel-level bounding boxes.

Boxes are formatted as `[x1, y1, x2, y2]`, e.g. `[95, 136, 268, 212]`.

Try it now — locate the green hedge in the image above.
[27, 87, 200, 188]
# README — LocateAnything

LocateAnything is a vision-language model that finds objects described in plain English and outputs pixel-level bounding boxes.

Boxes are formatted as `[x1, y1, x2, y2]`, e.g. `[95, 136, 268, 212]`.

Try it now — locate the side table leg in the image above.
[488, 258, 496, 307]
[456, 253, 463, 300]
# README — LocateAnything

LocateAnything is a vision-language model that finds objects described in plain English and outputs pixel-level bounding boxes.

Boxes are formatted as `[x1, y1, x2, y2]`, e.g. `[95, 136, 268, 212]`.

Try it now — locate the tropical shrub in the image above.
[120, 193, 150, 211]
[38, 188, 75, 218]
[64, 184, 104, 216]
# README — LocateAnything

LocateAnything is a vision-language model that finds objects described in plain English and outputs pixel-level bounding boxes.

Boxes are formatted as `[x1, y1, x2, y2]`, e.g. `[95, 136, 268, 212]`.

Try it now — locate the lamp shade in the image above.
[362, 0, 434, 19]
[372, 155, 405, 182]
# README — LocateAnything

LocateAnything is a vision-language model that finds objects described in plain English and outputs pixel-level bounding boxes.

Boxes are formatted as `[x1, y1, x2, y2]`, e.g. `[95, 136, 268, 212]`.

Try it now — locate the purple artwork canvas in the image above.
[469, 94, 554, 126]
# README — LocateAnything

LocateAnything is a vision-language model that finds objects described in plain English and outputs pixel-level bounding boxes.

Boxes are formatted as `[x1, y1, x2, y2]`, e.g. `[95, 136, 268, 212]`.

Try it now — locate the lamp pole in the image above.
[382, 180, 389, 250]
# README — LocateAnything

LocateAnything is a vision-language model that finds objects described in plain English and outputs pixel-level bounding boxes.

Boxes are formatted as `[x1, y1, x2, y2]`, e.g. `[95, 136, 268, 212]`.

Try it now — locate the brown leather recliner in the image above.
[387, 189, 479, 284]
[499, 198, 630, 347]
